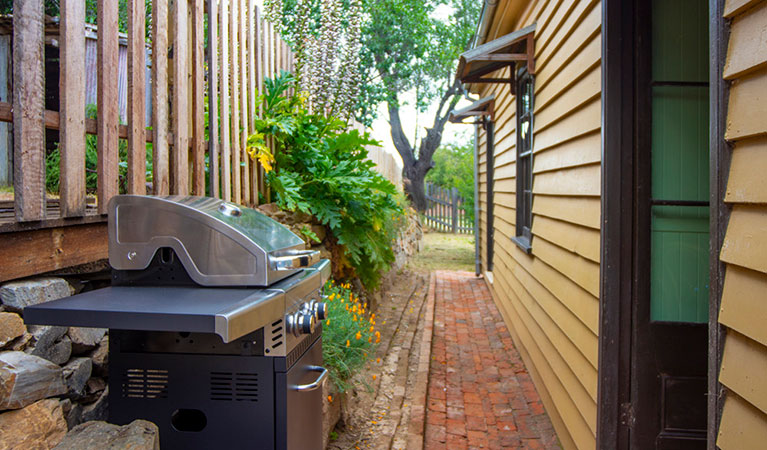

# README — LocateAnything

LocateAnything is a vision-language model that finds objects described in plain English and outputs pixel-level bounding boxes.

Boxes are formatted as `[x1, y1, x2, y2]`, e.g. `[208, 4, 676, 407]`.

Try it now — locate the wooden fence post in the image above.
[192, 0, 206, 195]
[451, 187, 458, 233]
[13, 0, 45, 222]
[171, 0, 189, 195]
[219, 0, 231, 201]
[229, 0, 240, 204]
[207, 0, 219, 198]
[60, 0, 86, 217]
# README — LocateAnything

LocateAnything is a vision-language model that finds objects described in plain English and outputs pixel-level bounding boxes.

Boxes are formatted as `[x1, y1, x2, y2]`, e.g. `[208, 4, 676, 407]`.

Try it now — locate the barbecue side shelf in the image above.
[23, 286, 286, 343]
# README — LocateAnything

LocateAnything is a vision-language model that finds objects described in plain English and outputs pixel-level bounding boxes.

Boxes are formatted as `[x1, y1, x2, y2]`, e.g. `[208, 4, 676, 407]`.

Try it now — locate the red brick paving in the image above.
[424, 271, 560, 449]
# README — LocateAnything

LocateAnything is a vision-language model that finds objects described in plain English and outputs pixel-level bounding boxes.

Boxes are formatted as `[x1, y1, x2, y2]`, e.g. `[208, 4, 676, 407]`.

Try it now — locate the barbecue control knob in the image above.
[313, 302, 327, 321]
[306, 300, 327, 321]
[297, 313, 316, 335]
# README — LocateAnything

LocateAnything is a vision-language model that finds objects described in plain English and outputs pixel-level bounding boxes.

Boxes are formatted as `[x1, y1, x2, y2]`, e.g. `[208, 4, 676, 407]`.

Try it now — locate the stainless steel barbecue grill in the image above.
[24, 195, 331, 450]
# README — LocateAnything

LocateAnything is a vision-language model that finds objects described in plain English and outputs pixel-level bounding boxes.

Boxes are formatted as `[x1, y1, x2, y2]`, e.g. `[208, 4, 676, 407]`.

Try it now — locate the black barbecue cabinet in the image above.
[24, 195, 331, 450]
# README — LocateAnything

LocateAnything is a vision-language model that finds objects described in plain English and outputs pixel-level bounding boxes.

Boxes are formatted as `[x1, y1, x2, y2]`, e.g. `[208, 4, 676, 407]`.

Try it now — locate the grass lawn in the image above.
[408, 232, 475, 272]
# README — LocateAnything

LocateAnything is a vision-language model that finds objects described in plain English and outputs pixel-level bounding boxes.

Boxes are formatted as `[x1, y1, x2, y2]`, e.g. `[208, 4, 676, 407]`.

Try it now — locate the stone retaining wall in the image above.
[0, 277, 114, 448]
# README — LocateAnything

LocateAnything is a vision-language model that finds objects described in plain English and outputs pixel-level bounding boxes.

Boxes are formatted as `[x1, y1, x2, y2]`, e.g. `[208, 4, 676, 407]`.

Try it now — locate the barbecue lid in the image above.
[109, 195, 319, 286]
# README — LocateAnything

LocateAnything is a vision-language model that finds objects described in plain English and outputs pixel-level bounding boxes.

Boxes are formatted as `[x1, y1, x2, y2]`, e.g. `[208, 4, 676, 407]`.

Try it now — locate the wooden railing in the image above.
[424, 182, 473, 234]
[4, 0, 292, 227]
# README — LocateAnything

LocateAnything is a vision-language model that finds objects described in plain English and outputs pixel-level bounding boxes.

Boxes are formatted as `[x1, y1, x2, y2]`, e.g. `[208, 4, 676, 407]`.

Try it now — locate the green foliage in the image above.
[267, 0, 480, 125]
[45, 104, 153, 195]
[356, 0, 481, 124]
[321, 281, 379, 393]
[426, 142, 475, 221]
[251, 72, 405, 289]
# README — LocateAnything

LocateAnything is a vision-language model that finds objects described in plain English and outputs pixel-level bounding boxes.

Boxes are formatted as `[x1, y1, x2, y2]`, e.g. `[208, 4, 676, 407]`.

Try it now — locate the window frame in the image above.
[512, 67, 535, 253]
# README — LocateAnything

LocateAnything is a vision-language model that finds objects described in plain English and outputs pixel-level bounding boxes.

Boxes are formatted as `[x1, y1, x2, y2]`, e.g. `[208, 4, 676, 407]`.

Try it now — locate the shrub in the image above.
[249, 72, 405, 289]
[321, 280, 379, 392]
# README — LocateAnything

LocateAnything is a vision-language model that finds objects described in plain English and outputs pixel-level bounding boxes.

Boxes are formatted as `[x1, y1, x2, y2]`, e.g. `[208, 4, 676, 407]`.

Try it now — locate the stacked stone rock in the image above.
[257, 203, 330, 258]
[392, 208, 424, 270]
[0, 277, 158, 449]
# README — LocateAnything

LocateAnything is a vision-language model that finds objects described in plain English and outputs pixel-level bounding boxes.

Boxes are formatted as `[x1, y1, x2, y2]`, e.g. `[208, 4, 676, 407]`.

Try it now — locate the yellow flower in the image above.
[355, 331, 362, 340]
[368, 337, 372, 343]
[346, 340, 350, 347]
[375, 331, 381, 338]
[372, 374, 377, 380]
[325, 319, 330, 326]
[259, 153, 274, 173]
[376, 358, 381, 364]
[369, 325, 374, 332]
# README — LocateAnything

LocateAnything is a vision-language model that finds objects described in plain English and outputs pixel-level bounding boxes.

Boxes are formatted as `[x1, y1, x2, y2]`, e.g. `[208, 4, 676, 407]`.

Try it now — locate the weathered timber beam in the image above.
[475, 53, 528, 62]
[0, 223, 107, 283]
[0, 102, 155, 143]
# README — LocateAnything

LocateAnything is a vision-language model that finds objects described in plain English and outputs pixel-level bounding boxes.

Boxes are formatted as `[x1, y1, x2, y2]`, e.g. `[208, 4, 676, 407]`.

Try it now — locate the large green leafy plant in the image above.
[249, 72, 404, 289]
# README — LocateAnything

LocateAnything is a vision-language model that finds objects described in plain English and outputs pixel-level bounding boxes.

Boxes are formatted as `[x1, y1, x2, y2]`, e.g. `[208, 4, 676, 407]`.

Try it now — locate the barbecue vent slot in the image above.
[210, 372, 259, 402]
[121, 368, 169, 399]
[269, 320, 284, 353]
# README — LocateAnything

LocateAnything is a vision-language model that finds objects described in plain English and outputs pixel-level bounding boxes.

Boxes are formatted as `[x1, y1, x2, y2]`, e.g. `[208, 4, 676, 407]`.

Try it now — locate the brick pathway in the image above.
[424, 271, 560, 449]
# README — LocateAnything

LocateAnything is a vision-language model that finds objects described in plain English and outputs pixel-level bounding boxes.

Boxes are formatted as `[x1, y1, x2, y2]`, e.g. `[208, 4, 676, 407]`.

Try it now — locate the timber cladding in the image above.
[716, 0, 767, 448]
[472, 0, 602, 448]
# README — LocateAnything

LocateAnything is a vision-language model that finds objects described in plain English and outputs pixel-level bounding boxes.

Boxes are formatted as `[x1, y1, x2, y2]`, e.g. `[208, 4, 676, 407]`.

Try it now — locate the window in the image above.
[513, 69, 534, 253]
[648, 0, 709, 322]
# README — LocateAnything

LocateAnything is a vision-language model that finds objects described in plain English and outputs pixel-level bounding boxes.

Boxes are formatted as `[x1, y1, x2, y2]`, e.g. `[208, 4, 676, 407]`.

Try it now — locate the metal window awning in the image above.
[456, 23, 536, 89]
[449, 96, 496, 124]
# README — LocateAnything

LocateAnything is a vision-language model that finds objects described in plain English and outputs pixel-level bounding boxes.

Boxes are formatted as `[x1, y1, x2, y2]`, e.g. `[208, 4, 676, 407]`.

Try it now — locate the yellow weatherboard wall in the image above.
[717, 0, 767, 447]
[473, 0, 602, 448]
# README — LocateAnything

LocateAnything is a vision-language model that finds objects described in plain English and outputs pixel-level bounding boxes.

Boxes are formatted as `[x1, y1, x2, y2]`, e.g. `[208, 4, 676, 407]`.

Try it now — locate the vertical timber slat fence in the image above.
[424, 182, 473, 234]
[3, 0, 293, 227]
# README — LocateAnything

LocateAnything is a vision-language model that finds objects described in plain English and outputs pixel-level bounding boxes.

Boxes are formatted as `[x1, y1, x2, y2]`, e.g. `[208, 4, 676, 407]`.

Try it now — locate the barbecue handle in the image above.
[270, 250, 321, 271]
[293, 366, 328, 391]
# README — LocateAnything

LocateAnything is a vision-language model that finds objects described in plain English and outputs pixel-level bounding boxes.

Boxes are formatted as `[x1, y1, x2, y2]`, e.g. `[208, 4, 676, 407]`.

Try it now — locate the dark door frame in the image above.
[706, 0, 730, 447]
[597, 0, 636, 448]
[597, 0, 730, 448]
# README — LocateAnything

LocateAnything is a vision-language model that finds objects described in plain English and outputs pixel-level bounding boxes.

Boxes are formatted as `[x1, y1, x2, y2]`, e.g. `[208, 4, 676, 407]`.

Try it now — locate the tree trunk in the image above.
[386, 79, 463, 212]
[404, 163, 429, 211]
